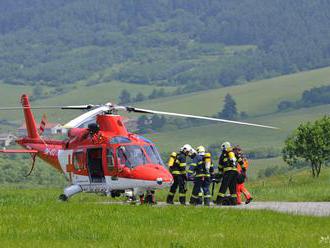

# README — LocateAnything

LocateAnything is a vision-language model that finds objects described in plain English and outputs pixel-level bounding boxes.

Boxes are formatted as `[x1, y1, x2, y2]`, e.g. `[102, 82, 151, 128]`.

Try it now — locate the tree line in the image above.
[278, 85, 330, 111]
[0, 0, 330, 94]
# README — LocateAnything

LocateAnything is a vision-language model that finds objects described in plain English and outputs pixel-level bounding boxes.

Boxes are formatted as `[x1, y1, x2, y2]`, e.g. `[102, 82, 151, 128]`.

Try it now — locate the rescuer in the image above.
[233, 146, 253, 204]
[166, 144, 192, 205]
[216, 142, 240, 205]
[187, 146, 214, 206]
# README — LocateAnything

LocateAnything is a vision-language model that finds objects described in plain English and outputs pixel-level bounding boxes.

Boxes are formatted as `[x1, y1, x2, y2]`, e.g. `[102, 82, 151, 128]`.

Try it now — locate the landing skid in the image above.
[59, 194, 68, 201]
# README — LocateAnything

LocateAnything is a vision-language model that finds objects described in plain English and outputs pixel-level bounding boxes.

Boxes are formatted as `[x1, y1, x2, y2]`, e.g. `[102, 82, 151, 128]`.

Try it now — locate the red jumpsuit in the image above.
[236, 160, 252, 205]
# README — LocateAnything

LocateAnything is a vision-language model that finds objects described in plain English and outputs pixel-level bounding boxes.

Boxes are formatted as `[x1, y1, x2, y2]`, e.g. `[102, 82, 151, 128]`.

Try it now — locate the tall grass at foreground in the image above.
[249, 168, 330, 202]
[0, 188, 330, 247]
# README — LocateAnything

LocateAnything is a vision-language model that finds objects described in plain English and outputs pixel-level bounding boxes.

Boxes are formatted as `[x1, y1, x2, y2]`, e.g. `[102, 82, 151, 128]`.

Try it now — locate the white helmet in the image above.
[189, 148, 197, 156]
[221, 142, 231, 151]
[180, 144, 192, 153]
[196, 145, 206, 155]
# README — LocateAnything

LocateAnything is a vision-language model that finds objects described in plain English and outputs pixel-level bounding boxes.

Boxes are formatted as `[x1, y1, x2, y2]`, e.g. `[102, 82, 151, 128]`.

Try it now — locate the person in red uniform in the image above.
[234, 146, 253, 205]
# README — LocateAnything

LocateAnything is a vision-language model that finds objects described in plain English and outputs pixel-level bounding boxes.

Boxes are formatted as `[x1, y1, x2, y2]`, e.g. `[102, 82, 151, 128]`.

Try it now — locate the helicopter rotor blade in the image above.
[63, 106, 110, 128]
[0, 106, 63, 110]
[125, 106, 279, 130]
[61, 104, 97, 110]
[0, 105, 97, 110]
[0, 101, 279, 130]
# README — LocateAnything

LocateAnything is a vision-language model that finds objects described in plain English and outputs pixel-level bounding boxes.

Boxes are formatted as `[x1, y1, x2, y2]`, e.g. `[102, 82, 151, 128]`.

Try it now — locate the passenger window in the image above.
[73, 151, 85, 171]
[107, 149, 115, 172]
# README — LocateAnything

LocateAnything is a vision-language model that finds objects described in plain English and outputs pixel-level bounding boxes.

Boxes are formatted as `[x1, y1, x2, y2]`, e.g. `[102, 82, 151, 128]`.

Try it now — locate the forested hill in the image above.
[1, 0, 330, 91]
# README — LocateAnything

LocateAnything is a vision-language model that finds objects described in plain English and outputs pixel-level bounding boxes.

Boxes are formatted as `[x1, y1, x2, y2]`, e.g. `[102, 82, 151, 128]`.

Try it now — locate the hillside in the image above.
[1, 66, 329, 124]
[0, 80, 176, 127]
[136, 66, 330, 117]
[145, 104, 330, 153]
[1, 0, 330, 94]
[1, 67, 329, 155]
[127, 67, 330, 153]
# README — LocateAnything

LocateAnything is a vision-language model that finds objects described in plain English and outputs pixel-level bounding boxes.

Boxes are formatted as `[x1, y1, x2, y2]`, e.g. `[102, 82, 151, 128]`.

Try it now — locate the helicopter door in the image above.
[87, 147, 105, 183]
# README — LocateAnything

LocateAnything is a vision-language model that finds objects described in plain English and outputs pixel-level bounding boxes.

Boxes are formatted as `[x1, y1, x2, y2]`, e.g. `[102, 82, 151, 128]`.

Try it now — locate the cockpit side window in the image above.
[116, 145, 147, 168]
[144, 145, 165, 166]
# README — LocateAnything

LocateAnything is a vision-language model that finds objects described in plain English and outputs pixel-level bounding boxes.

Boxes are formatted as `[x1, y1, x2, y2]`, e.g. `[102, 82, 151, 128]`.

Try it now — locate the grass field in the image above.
[248, 169, 330, 202]
[246, 157, 286, 180]
[1, 168, 330, 247]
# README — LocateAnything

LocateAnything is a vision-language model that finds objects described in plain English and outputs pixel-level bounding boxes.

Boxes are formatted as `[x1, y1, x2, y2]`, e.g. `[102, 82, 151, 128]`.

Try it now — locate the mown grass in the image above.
[0, 186, 330, 247]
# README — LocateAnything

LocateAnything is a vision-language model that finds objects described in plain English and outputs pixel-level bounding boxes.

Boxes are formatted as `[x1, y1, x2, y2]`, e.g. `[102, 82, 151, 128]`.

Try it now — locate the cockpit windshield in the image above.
[116, 145, 147, 168]
[144, 145, 165, 166]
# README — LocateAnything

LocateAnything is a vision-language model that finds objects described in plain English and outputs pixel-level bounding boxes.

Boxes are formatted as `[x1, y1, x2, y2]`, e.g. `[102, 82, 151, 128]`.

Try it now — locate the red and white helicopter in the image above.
[0, 94, 277, 202]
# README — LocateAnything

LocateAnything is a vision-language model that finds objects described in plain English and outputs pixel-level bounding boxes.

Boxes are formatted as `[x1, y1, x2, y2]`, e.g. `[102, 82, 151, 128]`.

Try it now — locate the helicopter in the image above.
[0, 94, 278, 202]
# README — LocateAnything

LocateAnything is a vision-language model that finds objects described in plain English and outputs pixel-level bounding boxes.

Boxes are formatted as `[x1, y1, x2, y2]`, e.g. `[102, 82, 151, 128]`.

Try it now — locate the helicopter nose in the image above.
[131, 164, 173, 183]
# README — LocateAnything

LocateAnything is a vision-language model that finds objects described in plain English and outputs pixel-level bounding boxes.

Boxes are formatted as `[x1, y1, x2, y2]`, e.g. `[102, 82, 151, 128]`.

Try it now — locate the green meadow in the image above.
[136, 66, 330, 116]
[1, 62, 330, 248]
[0, 80, 176, 124]
[1, 65, 330, 126]
[1, 168, 330, 248]
[146, 104, 330, 153]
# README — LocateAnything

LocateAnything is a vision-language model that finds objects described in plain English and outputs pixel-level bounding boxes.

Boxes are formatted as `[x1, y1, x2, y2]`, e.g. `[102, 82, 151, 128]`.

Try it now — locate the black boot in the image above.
[166, 194, 174, 204]
[230, 197, 237, 206]
[179, 196, 186, 205]
[189, 197, 197, 205]
[139, 194, 145, 204]
[151, 191, 157, 205]
[204, 197, 210, 206]
[145, 194, 153, 204]
[197, 197, 203, 205]
[215, 196, 224, 205]
[245, 197, 253, 204]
